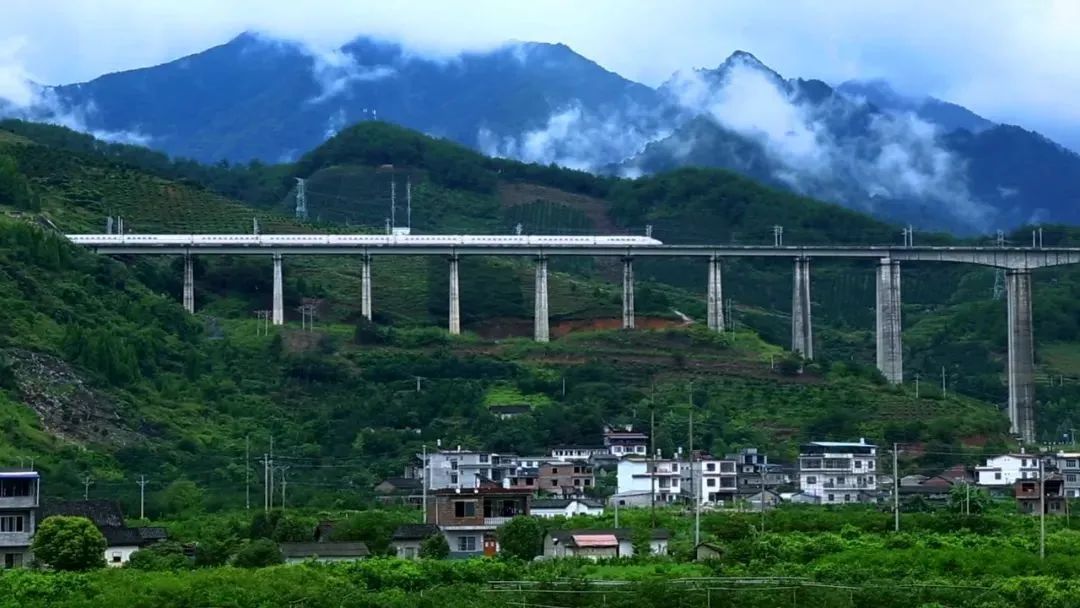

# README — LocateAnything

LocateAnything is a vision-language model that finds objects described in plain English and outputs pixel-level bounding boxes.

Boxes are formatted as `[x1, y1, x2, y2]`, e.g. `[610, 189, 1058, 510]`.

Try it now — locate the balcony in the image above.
[0, 531, 31, 546]
[0, 496, 36, 509]
[822, 481, 873, 489]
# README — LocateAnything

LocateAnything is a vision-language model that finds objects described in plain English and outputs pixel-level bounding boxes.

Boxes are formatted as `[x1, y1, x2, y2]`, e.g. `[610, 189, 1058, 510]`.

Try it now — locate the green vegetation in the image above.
[0, 117, 1076, 511]
[31, 516, 106, 571]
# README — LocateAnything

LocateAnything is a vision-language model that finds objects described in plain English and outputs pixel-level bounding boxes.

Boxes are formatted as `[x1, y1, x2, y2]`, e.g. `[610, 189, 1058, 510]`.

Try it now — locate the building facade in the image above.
[1055, 452, 1080, 498]
[798, 440, 878, 504]
[616, 458, 683, 504]
[604, 426, 648, 457]
[684, 458, 738, 505]
[975, 454, 1041, 487]
[426, 487, 531, 558]
[420, 449, 516, 490]
[0, 469, 38, 569]
[538, 461, 595, 497]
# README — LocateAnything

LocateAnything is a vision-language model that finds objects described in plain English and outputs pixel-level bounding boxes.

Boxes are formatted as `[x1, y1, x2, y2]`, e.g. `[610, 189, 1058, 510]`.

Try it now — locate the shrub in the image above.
[32, 516, 106, 571]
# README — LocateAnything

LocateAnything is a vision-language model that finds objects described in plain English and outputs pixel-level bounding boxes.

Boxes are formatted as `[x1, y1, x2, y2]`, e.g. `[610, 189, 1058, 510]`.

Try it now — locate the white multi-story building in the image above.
[975, 453, 1041, 487]
[798, 440, 878, 504]
[683, 458, 738, 505]
[615, 457, 683, 504]
[420, 449, 515, 490]
[1056, 452, 1080, 498]
[549, 447, 608, 462]
[604, 426, 649, 457]
[0, 469, 38, 569]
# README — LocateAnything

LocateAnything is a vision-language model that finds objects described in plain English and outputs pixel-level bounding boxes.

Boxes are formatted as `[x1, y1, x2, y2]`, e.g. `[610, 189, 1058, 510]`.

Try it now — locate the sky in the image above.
[1, 0, 1079, 149]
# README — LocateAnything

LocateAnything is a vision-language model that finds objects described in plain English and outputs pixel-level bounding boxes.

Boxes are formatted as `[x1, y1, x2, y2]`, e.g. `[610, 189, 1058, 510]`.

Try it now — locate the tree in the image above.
[419, 533, 449, 559]
[497, 516, 544, 561]
[32, 516, 106, 571]
[232, 538, 283, 568]
[127, 541, 191, 570]
[160, 479, 205, 516]
[947, 484, 991, 514]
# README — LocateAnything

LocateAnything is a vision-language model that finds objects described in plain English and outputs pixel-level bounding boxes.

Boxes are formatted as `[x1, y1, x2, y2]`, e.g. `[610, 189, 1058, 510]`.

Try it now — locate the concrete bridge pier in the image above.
[706, 256, 724, 331]
[1007, 269, 1036, 443]
[534, 256, 550, 342]
[272, 253, 284, 326]
[182, 253, 194, 314]
[448, 255, 461, 335]
[875, 258, 903, 383]
[361, 255, 373, 321]
[791, 257, 813, 358]
[622, 257, 635, 329]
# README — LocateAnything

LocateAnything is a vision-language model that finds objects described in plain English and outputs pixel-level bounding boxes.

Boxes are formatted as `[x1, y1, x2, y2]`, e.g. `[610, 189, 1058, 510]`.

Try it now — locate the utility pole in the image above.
[893, 443, 900, 532]
[941, 366, 947, 398]
[137, 475, 148, 520]
[262, 453, 269, 512]
[280, 466, 290, 510]
[1040, 457, 1046, 560]
[759, 473, 765, 533]
[82, 475, 93, 501]
[915, 373, 920, 399]
[773, 225, 784, 247]
[421, 444, 428, 520]
[268, 437, 274, 511]
[965, 482, 971, 516]
[245, 435, 251, 510]
[650, 394, 656, 530]
[689, 381, 700, 547]
[415, 376, 422, 392]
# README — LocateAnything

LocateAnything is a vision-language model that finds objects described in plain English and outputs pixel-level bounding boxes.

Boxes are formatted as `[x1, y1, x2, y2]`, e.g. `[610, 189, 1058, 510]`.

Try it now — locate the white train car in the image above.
[65, 233, 664, 248]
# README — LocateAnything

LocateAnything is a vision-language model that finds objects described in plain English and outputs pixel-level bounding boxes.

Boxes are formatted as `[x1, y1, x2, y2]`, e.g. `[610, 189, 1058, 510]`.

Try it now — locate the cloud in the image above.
[661, 56, 990, 226]
[478, 104, 669, 171]
[0, 52, 152, 146]
[302, 45, 396, 104]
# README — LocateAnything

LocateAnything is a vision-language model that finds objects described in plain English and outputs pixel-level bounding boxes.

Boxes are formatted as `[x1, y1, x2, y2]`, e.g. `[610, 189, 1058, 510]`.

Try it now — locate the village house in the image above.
[39, 500, 167, 567]
[798, 439, 878, 504]
[530, 498, 605, 518]
[426, 486, 532, 558]
[684, 457, 738, 505]
[975, 453, 1040, 487]
[420, 449, 516, 490]
[549, 446, 608, 462]
[615, 457, 683, 505]
[603, 425, 649, 457]
[390, 524, 441, 559]
[489, 404, 531, 420]
[280, 521, 370, 563]
[538, 461, 595, 497]
[1015, 476, 1066, 515]
[1054, 452, 1080, 498]
[543, 528, 669, 559]
[373, 477, 423, 506]
[0, 469, 38, 569]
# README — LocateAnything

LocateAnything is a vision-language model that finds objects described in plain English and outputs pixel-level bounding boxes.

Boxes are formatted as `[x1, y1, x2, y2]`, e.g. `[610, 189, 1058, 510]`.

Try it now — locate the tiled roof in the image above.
[280, 542, 370, 558]
[40, 500, 125, 527]
[391, 524, 440, 541]
[532, 498, 605, 509]
[548, 528, 669, 542]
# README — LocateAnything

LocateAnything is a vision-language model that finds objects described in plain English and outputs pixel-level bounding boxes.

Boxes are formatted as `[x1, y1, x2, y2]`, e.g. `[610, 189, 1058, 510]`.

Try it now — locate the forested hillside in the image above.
[0, 119, 1078, 515]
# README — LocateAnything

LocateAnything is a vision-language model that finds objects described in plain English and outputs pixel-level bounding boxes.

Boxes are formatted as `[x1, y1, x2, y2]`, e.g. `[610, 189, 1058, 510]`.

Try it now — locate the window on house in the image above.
[707, 478, 716, 487]
[454, 501, 476, 517]
[1068, 474, 1077, 483]
[0, 516, 24, 532]
[827, 494, 835, 502]
[837, 476, 846, 486]
[550, 480, 558, 487]
[111, 552, 122, 564]
[844, 494, 852, 503]
[574, 479, 581, 486]
[526, 478, 534, 486]
[1068, 459, 1078, 468]
[450, 474, 458, 485]
[1022, 459, 1028, 467]
[574, 467, 581, 474]
[583, 479, 591, 486]
[510, 478, 518, 486]
[457, 536, 477, 552]
[869, 462, 875, 470]
[854, 460, 862, 469]
[450, 459, 459, 470]
[995, 472, 1002, 480]
[706, 463, 716, 472]
[806, 476, 817, 485]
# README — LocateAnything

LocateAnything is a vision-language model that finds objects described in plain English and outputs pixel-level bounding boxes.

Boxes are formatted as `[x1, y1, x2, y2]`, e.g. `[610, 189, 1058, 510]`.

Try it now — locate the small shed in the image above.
[280, 541, 370, 563]
[694, 542, 724, 561]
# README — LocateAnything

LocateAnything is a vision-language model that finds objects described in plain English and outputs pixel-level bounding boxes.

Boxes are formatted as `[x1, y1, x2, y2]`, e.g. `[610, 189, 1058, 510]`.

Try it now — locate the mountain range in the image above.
[8, 32, 1080, 234]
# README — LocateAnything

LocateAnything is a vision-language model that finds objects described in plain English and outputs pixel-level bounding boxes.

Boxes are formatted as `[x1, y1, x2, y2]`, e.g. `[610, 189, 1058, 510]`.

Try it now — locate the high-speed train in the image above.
[65, 234, 664, 247]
